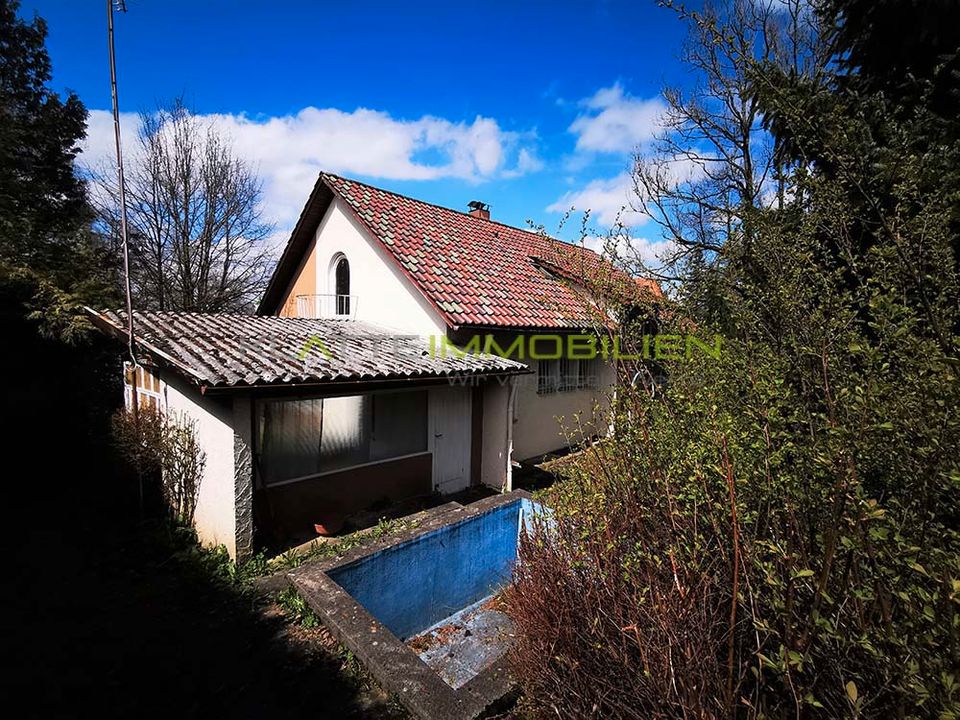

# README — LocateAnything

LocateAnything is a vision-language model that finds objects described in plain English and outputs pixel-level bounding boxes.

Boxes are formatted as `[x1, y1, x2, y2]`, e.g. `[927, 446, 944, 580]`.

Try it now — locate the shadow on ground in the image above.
[0, 309, 406, 719]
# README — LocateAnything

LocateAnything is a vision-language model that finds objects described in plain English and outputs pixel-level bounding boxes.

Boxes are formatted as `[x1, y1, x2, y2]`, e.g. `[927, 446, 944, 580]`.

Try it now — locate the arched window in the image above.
[334, 256, 350, 315]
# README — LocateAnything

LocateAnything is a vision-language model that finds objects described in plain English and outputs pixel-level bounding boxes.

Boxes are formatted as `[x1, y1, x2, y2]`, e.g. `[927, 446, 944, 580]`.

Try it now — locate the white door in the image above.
[428, 386, 472, 494]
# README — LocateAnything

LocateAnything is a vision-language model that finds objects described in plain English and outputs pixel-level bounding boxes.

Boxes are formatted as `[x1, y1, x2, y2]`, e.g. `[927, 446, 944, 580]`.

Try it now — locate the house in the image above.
[88, 309, 528, 559]
[89, 172, 659, 560]
[258, 172, 660, 462]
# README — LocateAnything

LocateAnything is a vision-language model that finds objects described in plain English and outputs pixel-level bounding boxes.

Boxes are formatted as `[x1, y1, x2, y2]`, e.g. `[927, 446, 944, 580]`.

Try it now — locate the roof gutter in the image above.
[450, 322, 608, 334]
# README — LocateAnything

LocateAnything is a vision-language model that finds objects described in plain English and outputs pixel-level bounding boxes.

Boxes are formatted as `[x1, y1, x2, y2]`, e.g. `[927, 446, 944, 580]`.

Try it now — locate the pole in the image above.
[107, 0, 138, 421]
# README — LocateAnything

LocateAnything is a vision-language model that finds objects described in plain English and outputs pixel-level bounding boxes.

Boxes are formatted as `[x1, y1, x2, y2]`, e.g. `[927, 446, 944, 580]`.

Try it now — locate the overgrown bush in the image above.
[509, 339, 960, 718]
[507, 2, 960, 717]
[112, 407, 205, 524]
[508, 208, 960, 718]
[509, 169, 960, 719]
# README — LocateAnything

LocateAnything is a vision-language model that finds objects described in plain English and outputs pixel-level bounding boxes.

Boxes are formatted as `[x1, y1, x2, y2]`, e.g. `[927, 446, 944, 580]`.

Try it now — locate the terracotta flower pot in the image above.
[314, 516, 344, 536]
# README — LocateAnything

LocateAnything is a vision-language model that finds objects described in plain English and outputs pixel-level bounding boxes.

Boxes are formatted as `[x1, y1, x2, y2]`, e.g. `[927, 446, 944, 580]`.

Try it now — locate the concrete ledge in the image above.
[253, 502, 465, 596]
[289, 490, 532, 720]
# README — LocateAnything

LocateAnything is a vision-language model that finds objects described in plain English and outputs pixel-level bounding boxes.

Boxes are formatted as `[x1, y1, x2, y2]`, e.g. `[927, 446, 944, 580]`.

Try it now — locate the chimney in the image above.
[467, 200, 490, 220]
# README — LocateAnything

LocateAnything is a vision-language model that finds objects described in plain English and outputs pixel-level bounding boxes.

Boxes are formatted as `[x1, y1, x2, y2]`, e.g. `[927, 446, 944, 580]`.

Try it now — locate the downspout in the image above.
[505, 376, 519, 492]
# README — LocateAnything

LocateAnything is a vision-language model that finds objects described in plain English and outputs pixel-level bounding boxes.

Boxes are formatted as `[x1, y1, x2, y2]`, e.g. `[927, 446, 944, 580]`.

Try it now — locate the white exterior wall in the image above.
[162, 373, 240, 557]
[480, 379, 511, 490]
[311, 198, 447, 337]
[511, 357, 617, 461]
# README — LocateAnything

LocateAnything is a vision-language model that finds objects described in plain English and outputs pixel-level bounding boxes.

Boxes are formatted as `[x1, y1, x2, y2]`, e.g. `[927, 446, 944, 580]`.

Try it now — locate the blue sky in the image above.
[23, 0, 694, 255]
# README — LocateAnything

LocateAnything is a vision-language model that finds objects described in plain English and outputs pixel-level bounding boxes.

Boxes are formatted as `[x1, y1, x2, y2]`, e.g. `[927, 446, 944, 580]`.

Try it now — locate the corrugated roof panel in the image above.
[89, 310, 529, 390]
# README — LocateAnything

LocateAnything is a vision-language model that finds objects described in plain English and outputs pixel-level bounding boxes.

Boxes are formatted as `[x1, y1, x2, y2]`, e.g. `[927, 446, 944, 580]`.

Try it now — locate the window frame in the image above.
[124, 362, 163, 413]
[537, 358, 559, 395]
[539, 356, 600, 395]
[558, 356, 578, 392]
[577, 357, 596, 389]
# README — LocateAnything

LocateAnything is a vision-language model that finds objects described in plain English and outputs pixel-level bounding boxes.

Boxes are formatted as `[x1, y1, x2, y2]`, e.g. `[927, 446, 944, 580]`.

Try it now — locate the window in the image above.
[559, 357, 577, 392]
[257, 390, 428, 486]
[578, 358, 597, 389]
[123, 362, 162, 412]
[319, 395, 371, 471]
[539, 358, 597, 395]
[334, 256, 350, 315]
[537, 359, 559, 395]
[370, 391, 428, 462]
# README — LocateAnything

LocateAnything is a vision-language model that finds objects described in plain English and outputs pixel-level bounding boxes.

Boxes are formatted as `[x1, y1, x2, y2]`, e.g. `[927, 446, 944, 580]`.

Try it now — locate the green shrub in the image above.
[507, 141, 960, 720]
[112, 407, 205, 524]
[509, 327, 959, 718]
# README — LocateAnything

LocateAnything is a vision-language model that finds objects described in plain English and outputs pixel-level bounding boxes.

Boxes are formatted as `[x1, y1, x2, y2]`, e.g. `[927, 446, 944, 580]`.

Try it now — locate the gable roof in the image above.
[86, 309, 528, 393]
[258, 172, 661, 329]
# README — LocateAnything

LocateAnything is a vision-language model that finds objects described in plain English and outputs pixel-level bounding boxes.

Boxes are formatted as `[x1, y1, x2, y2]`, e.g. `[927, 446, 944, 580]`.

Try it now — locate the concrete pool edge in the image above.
[288, 490, 533, 720]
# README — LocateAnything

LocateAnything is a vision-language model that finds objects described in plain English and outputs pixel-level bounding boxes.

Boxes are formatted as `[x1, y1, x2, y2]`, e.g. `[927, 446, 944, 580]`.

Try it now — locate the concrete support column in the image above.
[506, 376, 518, 492]
[233, 396, 254, 561]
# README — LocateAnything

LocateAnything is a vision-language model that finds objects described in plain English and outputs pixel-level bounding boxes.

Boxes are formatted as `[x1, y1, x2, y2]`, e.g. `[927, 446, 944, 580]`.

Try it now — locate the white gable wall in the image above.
[311, 198, 447, 337]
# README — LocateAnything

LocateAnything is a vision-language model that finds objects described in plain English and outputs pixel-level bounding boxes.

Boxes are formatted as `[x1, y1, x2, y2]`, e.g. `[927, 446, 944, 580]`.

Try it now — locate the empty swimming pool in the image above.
[289, 491, 538, 720]
[328, 495, 533, 640]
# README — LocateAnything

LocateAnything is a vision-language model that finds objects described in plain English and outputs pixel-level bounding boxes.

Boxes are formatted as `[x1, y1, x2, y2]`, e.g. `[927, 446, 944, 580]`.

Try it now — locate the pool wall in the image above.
[328, 497, 531, 639]
[289, 491, 534, 720]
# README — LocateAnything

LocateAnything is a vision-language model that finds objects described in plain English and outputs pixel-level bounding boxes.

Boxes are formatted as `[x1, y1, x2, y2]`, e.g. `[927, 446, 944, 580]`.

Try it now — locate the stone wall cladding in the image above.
[233, 406, 254, 560]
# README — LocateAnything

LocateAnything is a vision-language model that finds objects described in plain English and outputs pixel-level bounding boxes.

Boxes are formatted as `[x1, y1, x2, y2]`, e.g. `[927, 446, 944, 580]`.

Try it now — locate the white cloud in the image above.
[582, 234, 675, 270]
[81, 105, 540, 250]
[547, 172, 640, 227]
[569, 83, 666, 154]
[502, 147, 545, 178]
[547, 155, 707, 228]
[547, 82, 678, 230]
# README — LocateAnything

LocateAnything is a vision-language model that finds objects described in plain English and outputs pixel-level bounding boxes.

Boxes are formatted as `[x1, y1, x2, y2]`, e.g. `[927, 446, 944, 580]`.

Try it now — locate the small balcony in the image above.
[296, 294, 358, 320]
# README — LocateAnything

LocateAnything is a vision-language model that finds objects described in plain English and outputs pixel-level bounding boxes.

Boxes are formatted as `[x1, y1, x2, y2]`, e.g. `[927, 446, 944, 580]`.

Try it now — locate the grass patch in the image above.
[266, 515, 422, 572]
[276, 586, 321, 628]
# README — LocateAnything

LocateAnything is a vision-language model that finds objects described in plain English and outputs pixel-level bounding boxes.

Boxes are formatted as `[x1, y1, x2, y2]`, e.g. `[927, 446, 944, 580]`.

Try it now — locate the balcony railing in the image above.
[296, 294, 358, 319]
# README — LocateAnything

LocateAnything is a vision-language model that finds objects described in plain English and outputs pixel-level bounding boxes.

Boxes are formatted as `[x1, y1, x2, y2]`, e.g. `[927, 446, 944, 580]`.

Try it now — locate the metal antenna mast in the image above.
[107, 0, 137, 370]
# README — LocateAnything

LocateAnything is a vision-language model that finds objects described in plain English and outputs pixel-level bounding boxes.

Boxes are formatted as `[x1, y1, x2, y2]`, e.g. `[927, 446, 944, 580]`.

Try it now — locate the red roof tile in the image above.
[259, 172, 661, 329]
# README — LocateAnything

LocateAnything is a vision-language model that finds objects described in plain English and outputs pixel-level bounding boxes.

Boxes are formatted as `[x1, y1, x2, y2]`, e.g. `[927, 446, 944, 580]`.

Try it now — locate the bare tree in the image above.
[95, 99, 273, 312]
[630, 0, 826, 283]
